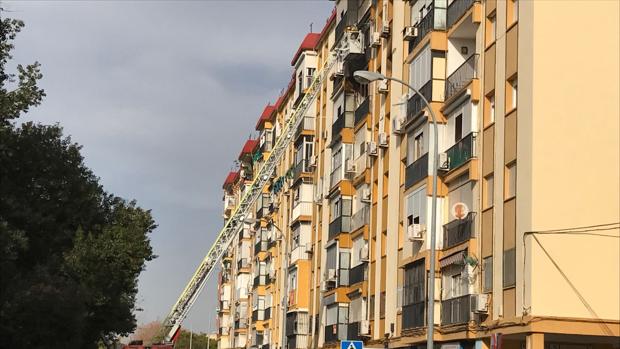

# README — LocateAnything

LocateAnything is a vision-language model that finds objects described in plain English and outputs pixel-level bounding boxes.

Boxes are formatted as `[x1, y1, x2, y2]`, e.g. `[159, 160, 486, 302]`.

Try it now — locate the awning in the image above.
[440, 251, 466, 268]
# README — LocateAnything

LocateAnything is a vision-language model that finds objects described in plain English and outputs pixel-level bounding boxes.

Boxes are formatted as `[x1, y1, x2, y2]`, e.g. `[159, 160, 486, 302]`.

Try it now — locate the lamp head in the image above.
[353, 70, 387, 84]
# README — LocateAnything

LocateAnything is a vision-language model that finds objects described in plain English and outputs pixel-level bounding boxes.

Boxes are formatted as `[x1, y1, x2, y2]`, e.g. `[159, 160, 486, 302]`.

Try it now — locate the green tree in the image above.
[174, 330, 217, 349]
[0, 9, 156, 348]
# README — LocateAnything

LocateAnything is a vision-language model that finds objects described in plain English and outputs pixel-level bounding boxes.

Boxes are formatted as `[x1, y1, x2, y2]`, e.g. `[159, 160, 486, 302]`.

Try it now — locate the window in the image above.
[403, 259, 425, 305]
[485, 93, 495, 125]
[508, 77, 518, 111]
[503, 248, 516, 288]
[298, 71, 303, 95]
[407, 129, 425, 165]
[306, 67, 315, 88]
[505, 162, 517, 199]
[409, 45, 431, 90]
[486, 13, 496, 46]
[483, 256, 493, 292]
[484, 174, 494, 209]
[405, 187, 427, 230]
[330, 197, 341, 220]
[454, 114, 463, 143]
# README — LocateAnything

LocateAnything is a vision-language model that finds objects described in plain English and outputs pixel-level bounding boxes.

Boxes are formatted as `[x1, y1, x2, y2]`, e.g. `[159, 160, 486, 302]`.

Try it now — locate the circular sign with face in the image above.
[451, 202, 469, 220]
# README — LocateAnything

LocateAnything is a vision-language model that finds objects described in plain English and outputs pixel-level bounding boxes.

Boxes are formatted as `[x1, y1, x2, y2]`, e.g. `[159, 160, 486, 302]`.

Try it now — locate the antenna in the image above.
[310, 22, 314, 33]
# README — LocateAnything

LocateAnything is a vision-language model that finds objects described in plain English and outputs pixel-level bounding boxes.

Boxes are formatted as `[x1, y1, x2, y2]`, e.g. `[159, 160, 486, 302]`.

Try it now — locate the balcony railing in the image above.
[445, 54, 479, 101]
[291, 201, 312, 222]
[447, 0, 477, 29]
[354, 153, 368, 177]
[402, 301, 425, 329]
[405, 152, 429, 189]
[445, 132, 476, 171]
[354, 98, 370, 125]
[293, 160, 311, 182]
[349, 263, 367, 285]
[324, 324, 347, 343]
[252, 309, 265, 322]
[441, 294, 471, 325]
[409, 4, 447, 54]
[264, 307, 271, 320]
[295, 116, 315, 138]
[239, 229, 251, 241]
[346, 322, 362, 341]
[254, 240, 268, 255]
[253, 275, 267, 287]
[351, 204, 370, 232]
[330, 166, 342, 188]
[406, 80, 433, 122]
[237, 258, 250, 270]
[443, 212, 475, 250]
[328, 215, 351, 241]
[331, 111, 354, 140]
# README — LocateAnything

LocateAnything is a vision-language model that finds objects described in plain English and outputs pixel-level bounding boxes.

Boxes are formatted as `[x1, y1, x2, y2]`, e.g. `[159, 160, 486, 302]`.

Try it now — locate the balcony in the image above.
[235, 319, 248, 329]
[328, 215, 351, 241]
[254, 240, 268, 255]
[405, 153, 429, 189]
[331, 112, 355, 141]
[330, 166, 343, 189]
[443, 212, 475, 250]
[237, 258, 250, 270]
[349, 263, 367, 285]
[354, 97, 370, 125]
[252, 309, 265, 322]
[409, 5, 447, 54]
[445, 132, 476, 171]
[289, 244, 312, 264]
[406, 80, 433, 122]
[447, 0, 478, 29]
[445, 54, 479, 101]
[441, 294, 471, 325]
[293, 160, 311, 183]
[351, 204, 370, 232]
[402, 301, 425, 329]
[253, 274, 267, 287]
[354, 153, 369, 178]
[264, 307, 271, 320]
[286, 312, 310, 336]
[295, 116, 315, 139]
[324, 324, 347, 343]
[291, 201, 312, 222]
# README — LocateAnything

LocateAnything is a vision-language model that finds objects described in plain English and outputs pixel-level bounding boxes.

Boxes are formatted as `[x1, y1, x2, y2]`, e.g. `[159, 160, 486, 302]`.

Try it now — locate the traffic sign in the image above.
[341, 340, 363, 349]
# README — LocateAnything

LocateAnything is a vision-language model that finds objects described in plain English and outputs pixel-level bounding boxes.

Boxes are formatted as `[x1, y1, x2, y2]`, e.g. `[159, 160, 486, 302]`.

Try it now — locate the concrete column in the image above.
[526, 333, 544, 349]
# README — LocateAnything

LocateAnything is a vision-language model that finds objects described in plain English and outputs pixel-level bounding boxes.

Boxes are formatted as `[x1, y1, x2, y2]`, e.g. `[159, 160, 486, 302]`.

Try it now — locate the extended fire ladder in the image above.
[162, 53, 336, 341]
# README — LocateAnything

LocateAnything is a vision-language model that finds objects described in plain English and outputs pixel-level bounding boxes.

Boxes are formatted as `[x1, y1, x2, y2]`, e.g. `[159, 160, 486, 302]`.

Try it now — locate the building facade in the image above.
[216, 1, 620, 349]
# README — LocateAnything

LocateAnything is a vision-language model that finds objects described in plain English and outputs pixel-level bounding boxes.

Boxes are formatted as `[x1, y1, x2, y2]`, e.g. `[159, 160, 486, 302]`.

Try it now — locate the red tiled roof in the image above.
[223, 171, 240, 189]
[238, 139, 259, 159]
[291, 33, 321, 66]
[255, 104, 275, 130]
[315, 8, 337, 49]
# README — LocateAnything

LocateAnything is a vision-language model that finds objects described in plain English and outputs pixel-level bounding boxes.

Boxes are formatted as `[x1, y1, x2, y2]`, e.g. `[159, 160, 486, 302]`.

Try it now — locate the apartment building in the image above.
[216, 1, 619, 349]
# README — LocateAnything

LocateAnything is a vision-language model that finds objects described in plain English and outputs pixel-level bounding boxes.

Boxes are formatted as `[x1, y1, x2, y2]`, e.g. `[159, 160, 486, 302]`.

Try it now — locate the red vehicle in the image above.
[123, 340, 174, 349]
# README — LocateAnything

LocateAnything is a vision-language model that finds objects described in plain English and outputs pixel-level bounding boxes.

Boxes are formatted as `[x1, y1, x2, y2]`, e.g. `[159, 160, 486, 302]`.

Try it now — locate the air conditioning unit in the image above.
[368, 141, 378, 156]
[438, 152, 449, 171]
[392, 116, 405, 134]
[326, 268, 337, 281]
[378, 132, 388, 147]
[308, 156, 317, 170]
[359, 243, 369, 261]
[322, 129, 329, 140]
[305, 243, 313, 254]
[370, 32, 381, 48]
[407, 224, 425, 241]
[345, 159, 356, 173]
[381, 21, 390, 38]
[361, 188, 371, 202]
[378, 79, 389, 94]
[314, 192, 323, 204]
[403, 26, 418, 41]
[470, 294, 489, 314]
[359, 320, 371, 336]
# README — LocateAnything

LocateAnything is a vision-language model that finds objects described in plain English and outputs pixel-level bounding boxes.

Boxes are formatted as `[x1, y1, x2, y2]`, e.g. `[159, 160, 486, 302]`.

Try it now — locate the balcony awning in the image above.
[440, 250, 466, 268]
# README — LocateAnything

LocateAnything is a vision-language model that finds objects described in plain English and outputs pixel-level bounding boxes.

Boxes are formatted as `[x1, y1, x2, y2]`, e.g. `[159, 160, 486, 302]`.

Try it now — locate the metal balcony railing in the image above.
[445, 54, 479, 101]
[254, 240, 268, 255]
[447, 0, 478, 29]
[405, 153, 429, 189]
[443, 212, 475, 250]
[253, 275, 267, 287]
[402, 301, 425, 329]
[252, 309, 265, 322]
[328, 215, 351, 241]
[324, 324, 347, 343]
[330, 166, 342, 188]
[351, 204, 370, 232]
[347, 322, 362, 341]
[264, 307, 271, 320]
[349, 263, 367, 285]
[406, 80, 433, 122]
[441, 294, 471, 325]
[445, 132, 476, 171]
[409, 4, 447, 54]
[354, 97, 370, 125]
[295, 116, 315, 138]
[293, 159, 311, 182]
[237, 258, 250, 270]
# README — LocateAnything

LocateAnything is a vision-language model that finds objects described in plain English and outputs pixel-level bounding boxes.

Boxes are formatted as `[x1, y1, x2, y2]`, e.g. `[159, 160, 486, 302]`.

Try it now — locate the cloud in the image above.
[5, 0, 333, 332]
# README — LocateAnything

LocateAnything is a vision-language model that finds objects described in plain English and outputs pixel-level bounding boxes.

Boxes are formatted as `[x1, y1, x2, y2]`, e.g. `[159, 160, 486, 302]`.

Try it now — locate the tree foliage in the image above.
[0, 10, 156, 348]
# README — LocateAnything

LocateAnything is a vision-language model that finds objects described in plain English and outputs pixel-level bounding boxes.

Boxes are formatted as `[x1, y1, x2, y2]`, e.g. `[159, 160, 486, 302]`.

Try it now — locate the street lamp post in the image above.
[354, 70, 439, 349]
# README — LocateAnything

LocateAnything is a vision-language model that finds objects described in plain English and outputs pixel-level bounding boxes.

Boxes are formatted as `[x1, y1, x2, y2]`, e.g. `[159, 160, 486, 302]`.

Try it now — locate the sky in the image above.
[4, 0, 333, 333]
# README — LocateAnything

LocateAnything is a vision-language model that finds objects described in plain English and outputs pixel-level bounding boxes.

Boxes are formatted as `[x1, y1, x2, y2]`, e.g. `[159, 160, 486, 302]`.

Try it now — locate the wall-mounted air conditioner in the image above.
[359, 320, 371, 336]
[345, 159, 356, 173]
[407, 224, 426, 241]
[378, 132, 388, 147]
[361, 188, 371, 202]
[370, 32, 381, 48]
[392, 116, 405, 134]
[368, 141, 378, 156]
[470, 294, 489, 314]
[438, 152, 449, 171]
[359, 243, 369, 261]
[403, 26, 418, 41]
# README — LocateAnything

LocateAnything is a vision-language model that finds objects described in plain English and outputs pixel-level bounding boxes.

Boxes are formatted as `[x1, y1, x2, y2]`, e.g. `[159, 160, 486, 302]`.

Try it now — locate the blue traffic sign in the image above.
[341, 340, 363, 349]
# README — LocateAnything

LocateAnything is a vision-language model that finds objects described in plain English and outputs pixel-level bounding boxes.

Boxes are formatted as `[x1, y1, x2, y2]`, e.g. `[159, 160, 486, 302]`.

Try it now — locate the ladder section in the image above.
[163, 53, 336, 341]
